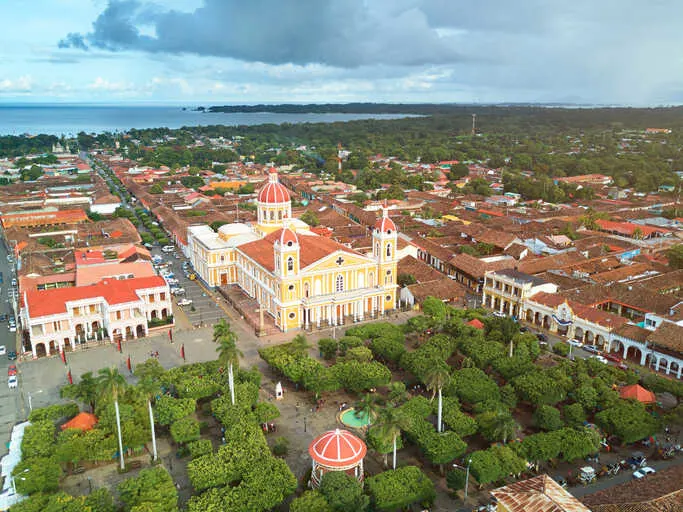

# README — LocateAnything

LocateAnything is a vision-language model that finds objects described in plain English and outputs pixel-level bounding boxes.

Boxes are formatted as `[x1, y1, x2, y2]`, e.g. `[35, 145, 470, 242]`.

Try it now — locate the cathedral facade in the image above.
[187, 170, 398, 332]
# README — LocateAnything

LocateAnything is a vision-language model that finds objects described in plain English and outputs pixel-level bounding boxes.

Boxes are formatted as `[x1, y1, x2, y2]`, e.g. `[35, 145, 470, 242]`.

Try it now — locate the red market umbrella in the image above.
[180, 344, 185, 361]
[169, 329, 173, 343]
[60, 350, 66, 365]
[126, 355, 132, 373]
[116, 338, 122, 353]
[67, 368, 73, 385]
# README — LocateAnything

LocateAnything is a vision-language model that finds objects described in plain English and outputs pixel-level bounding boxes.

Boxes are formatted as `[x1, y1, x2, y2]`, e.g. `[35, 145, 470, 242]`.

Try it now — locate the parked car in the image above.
[618, 362, 629, 370]
[11, 279, 17, 287]
[8, 324, 16, 332]
[604, 352, 622, 363]
[7, 351, 16, 361]
[628, 453, 647, 468]
[171, 287, 185, 296]
[536, 333, 548, 342]
[144, 243, 154, 249]
[633, 467, 656, 480]
[166, 278, 179, 286]
[582, 344, 601, 354]
[7, 364, 16, 376]
[590, 355, 608, 364]
[0, 314, 7, 322]
[162, 245, 175, 253]
[568, 339, 583, 347]
[7, 376, 17, 389]
[0, 345, 5, 356]
[492, 311, 506, 318]
[177, 298, 193, 307]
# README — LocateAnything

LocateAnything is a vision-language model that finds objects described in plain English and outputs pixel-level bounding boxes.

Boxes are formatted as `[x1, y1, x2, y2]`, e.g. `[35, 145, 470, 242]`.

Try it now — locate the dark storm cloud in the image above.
[58, 0, 462, 67]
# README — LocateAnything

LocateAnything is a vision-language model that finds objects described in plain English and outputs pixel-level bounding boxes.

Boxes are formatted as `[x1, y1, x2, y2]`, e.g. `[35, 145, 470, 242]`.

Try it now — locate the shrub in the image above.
[188, 439, 213, 459]
[318, 338, 338, 360]
[154, 396, 197, 425]
[12, 457, 62, 495]
[338, 336, 364, 355]
[21, 421, 56, 460]
[366, 466, 436, 511]
[28, 403, 79, 423]
[446, 469, 466, 491]
[369, 336, 406, 363]
[319, 471, 369, 512]
[272, 436, 289, 457]
[553, 343, 570, 357]
[534, 405, 564, 431]
[171, 416, 201, 444]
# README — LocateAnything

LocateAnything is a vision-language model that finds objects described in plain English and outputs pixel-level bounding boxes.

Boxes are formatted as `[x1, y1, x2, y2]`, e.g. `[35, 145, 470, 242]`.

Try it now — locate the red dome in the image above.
[279, 227, 298, 246]
[374, 211, 396, 233]
[308, 429, 367, 468]
[258, 170, 291, 204]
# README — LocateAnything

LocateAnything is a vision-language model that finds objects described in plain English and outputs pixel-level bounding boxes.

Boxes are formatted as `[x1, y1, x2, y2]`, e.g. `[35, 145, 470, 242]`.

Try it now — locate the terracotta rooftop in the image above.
[24, 275, 166, 318]
[517, 252, 586, 275]
[449, 253, 517, 280]
[238, 229, 360, 273]
[582, 465, 683, 512]
[490, 474, 591, 512]
[645, 321, 683, 353]
[398, 255, 445, 283]
[405, 278, 467, 304]
[613, 323, 651, 343]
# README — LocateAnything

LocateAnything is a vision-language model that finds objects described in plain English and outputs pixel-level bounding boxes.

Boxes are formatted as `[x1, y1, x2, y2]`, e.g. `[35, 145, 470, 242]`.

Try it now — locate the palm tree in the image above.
[424, 367, 450, 433]
[354, 393, 381, 424]
[290, 333, 311, 356]
[378, 409, 412, 470]
[212, 319, 234, 344]
[60, 371, 98, 412]
[96, 367, 127, 470]
[137, 377, 160, 462]
[215, 322, 242, 406]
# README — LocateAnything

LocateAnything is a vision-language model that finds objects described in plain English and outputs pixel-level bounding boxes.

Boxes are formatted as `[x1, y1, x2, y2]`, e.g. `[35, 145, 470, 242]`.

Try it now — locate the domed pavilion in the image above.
[308, 428, 367, 488]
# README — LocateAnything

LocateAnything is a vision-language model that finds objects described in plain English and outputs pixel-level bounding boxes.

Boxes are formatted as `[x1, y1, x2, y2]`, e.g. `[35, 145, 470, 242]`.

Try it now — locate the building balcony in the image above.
[301, 286, 383, 306]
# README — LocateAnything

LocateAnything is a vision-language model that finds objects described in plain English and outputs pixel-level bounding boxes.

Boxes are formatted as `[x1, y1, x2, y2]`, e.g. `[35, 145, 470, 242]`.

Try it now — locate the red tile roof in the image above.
[238, 229, 359, 272]
[595, 219, 668, 238]
[491, 474, 591, 512]
[24, 276, 165, 318]
[619, 384, 656, 404]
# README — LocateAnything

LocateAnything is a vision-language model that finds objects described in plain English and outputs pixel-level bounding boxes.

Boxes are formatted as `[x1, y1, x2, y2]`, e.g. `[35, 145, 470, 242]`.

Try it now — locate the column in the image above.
[623, 343, 629, 360]
[331, 305, 336, 326]
[499, 299, 504, 314]
[359, 300, 365, 321]
[677, 365, 682, 380]
[482, 291, 487, 308]
[304, 308, 309, 330]
[32, 344, 37, 359]
[639, 350, 648, 366]
[316, 307, 321, 328]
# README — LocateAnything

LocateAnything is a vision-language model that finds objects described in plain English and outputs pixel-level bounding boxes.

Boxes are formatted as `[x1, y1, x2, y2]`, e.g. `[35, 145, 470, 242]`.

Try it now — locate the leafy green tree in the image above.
[60, 371, 99, 411]
[449, 367, 500, 405]
[300, 210, 320, 227]
[12, 457, 62, 495]
[188, 439, 213, 459]
[318, 338, 338, 360]
[563, 403, 586, 428]
[425, 367, 450, 433]
[378, 408, 412, 470]
[518, 432, 561, 464]
[666, 244, 683, 269]
[319, 471, 369, 512]
[513, 371, 567, 406]
[477, 409, 519, 444]
[366, 466, 435, 511]
[170, 416, 201, 444]
[96, 367, 127, 471]
[446, 468, 466, 491]
[290, 491, 333, 512]
[21, 420, 56, 459]
[595, 399, 660, 444]
[422, 296, 447, 323]
[153, 396, 197, 425]
[354, 393, 382, 424]
[149, 183, 164, 194]
[534, 405, 564, 431]
[397, 273, 417, 287]
[118, 466, 178, 512]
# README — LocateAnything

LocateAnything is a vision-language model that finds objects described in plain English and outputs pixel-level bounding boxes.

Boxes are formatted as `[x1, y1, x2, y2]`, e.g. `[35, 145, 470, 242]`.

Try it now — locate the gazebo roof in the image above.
[60, 412, 98, 431]
[308, 429, 367, 468]
[619, 384, 656, 404]
[466, 318, 485, 329]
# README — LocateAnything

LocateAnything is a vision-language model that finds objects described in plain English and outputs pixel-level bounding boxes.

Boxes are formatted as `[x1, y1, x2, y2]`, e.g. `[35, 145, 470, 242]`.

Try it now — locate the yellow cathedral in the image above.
[187, 169, 398, 332]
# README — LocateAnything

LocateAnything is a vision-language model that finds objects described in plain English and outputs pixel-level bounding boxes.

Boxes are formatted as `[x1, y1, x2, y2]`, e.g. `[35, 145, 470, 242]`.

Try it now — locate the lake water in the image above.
[0, 105, 411, 136]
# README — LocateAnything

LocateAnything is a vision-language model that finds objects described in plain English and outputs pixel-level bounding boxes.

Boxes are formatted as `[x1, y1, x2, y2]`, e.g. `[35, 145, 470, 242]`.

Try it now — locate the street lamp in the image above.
[453, 458, 472, 501]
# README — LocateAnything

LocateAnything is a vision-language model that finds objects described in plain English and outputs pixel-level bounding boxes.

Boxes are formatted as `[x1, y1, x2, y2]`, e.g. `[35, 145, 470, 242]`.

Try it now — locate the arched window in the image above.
[269, 210, 274, 221]
[287, 256, 294, 272]
[278, 211, 282, 220]
[336, 274, 344, 292]
[375, 243, 380, 257]
[386, 243, 392, 258]
[369, 272, 375, 287]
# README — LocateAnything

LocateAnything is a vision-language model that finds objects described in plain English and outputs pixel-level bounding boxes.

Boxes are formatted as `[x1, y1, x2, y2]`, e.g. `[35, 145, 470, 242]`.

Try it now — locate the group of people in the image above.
[262, 422, 277, 433]
[149, 350, 160, 358]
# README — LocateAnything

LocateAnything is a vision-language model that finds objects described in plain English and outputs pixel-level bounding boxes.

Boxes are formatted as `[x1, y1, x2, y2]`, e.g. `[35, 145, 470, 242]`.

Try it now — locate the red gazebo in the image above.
[619, 384, 656, 404]
[308, 429, 367, 488]
[60, 412, 98, 431]
[466, 318, 485, 330]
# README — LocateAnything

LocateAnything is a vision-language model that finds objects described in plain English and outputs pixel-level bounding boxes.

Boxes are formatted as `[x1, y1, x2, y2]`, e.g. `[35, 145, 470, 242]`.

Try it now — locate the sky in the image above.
[1, 0, 682, 105]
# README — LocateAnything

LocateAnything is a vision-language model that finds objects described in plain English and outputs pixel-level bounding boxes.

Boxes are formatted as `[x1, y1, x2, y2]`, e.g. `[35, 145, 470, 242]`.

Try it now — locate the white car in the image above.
[8, 324, 16, 333]
[7, 376, 17, 389]
[162, 245, 175, 253]
[590, 355, 608, 364]
[166, 278, 179, 286]
[0, 345, 5, 355]
[171, 287, 185, 296]
[633, 467, 656, 480]
[177, 298, 193, 307]
[568, 339, 583, 347]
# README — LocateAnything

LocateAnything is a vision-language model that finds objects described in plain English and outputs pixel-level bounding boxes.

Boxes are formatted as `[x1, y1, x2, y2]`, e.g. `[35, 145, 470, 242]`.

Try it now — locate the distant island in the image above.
[205, 103, 454, 115]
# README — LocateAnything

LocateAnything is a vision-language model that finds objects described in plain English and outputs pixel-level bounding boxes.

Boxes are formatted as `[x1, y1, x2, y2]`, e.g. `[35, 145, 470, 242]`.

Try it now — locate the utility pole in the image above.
[471, 114, 477, 136]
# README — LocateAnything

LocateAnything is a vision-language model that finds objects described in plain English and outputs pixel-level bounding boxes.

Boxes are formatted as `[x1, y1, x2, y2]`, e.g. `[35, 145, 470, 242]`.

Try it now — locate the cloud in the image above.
[58, 0, 462, 67]
[0, 76, 33, 93]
